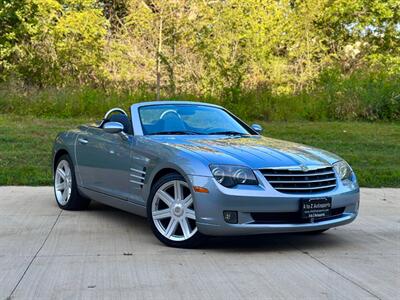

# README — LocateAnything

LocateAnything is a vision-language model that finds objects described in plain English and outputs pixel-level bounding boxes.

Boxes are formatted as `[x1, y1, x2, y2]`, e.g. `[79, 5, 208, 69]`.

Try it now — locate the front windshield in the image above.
[139, 104, 253, 135]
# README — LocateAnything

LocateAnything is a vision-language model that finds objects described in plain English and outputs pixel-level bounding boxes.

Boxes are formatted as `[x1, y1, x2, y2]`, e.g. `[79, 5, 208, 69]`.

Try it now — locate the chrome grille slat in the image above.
[268, 178, 336, 184]
[262, 171, 335, 177]
[275, 184, 337, 191]
[260, 166, 337, 194]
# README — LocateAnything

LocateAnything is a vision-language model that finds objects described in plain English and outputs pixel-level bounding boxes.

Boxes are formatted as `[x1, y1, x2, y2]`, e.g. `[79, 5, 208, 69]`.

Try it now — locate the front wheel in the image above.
[147, 173, 207, 248]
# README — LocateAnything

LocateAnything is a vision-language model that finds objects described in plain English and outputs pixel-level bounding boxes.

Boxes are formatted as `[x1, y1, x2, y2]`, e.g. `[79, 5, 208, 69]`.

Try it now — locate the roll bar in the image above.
[98, 107, 128, 128]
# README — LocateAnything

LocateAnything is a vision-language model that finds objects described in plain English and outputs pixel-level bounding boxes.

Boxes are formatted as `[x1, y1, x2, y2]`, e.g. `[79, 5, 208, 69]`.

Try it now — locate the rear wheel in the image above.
[54, 154, 90, 210]
[147, 173, 207, 248]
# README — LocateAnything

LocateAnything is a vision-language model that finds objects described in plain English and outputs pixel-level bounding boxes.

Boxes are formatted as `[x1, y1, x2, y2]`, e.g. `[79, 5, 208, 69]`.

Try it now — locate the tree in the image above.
[0, 0, 398, 98]
[102, 0, 200, 98]
[193, 0, 277, 95]
[52, 0, 108, 85]
[1, 0, 108, 86]
[0, 0, 40, 80]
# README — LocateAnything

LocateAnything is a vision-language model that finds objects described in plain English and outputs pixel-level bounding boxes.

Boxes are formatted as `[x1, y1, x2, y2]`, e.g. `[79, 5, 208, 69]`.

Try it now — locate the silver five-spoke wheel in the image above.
[54, 160, 72, 205]
[151, 180, 197, 242]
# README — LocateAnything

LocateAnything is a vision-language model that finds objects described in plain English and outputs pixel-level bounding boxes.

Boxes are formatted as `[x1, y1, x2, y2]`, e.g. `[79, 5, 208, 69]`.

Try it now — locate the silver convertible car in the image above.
[52, 101, 359, 247]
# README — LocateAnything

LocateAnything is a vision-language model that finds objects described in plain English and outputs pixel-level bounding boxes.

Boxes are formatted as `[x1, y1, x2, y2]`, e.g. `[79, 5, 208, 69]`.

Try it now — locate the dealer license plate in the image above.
[301, 198, 332, 219]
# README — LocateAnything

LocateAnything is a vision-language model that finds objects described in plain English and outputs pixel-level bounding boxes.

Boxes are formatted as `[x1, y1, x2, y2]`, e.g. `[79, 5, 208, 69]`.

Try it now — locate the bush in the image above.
[317, 69, 400, 121]
[0, 86, 151, 118]
[0, 68, 399, 122]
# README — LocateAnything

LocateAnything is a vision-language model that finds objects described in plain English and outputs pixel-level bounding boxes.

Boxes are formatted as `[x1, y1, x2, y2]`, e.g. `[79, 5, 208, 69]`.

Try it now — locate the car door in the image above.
[76, 126, 132, 200]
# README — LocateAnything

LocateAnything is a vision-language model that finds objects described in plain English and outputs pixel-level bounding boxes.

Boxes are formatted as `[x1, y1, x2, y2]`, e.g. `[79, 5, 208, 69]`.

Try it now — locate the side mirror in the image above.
[103, 122, 124, 134]
[251, 123, 263, 134]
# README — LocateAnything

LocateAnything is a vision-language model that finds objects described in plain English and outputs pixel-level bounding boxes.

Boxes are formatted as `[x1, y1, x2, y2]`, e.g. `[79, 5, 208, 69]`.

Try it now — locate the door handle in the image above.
[78, 138, 88, 144]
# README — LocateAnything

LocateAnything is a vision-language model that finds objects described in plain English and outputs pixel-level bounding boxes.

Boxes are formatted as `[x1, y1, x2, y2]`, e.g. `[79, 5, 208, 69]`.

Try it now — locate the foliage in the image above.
[1, 0, 107, 85]
[1, 66, 398, 121]
[0, 0, 40, 79]
[0, 0, 399, 119]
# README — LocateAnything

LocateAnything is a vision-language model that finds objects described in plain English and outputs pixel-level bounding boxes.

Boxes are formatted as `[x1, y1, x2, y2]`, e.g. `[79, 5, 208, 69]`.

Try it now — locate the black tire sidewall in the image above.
[306, 229, 329, 234]
[147, 173, 206, 248]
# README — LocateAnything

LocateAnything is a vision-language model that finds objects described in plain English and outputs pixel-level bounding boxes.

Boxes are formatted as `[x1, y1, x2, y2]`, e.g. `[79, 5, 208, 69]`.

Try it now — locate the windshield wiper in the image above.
[208, 131, 248, 136]
[149, 130, 202, 135]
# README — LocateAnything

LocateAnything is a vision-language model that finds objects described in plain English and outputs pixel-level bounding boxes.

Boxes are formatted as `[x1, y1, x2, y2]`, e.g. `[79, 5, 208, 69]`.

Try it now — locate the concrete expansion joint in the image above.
[289, 241, 382, 300]
[7, 210, 63, 299]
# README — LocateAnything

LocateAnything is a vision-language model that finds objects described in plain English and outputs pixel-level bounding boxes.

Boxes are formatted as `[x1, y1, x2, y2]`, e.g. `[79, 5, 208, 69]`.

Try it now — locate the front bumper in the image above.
[188, 172, 360, 236]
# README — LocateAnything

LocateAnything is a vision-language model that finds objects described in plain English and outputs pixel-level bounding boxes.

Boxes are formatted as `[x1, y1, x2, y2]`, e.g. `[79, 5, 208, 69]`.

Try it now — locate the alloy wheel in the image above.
[151, 180, 197, 241]
[54, 160, 72, 205]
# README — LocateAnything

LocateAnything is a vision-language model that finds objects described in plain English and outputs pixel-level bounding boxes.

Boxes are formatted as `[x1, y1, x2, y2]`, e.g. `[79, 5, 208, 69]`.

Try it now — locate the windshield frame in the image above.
[132, 102, 257, 136]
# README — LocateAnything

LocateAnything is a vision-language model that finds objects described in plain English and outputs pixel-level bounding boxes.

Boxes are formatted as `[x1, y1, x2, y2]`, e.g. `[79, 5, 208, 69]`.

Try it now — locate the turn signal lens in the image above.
[193, 186, 209, 193]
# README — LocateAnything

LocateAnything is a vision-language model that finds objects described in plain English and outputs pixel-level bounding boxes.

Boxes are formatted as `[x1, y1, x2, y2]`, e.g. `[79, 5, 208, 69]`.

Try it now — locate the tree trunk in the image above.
[156, 17, 163, 101]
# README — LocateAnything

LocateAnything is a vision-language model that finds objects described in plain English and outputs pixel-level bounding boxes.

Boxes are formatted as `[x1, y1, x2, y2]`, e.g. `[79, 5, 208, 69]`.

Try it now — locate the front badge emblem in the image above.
[300, 165, 308, 172]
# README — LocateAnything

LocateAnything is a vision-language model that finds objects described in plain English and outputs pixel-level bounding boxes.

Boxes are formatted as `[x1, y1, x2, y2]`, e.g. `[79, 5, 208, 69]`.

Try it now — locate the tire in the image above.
[147, 173, 207, 248]
[305, 229, 329, 234]
[54, 154, 91, 210]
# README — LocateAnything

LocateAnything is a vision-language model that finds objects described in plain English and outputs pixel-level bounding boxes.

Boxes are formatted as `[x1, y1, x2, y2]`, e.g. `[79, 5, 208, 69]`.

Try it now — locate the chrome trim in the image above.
[130, 174, 144, 179]
[104, 107, 128, 119]
[129, 179, 144, 185]
[78, 138, 88, 144]
[262, 171, 335, 177]
[261, 166, 337, 194]
[98, 107, 129, 128]
[264, 165, 331, 171]
[130, 168, 146, 175]
[268, 178, 336, 184]
[276, 184, 337, 191]
[103, 122, 124, 134]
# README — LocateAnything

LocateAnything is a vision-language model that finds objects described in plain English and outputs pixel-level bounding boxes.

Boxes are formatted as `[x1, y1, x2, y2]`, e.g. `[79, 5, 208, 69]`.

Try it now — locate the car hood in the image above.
[147, 135, 342, 169]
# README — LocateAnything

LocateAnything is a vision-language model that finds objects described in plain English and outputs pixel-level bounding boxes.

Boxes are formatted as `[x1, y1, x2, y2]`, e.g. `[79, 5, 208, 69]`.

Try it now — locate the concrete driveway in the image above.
[0, 187, 399, 299]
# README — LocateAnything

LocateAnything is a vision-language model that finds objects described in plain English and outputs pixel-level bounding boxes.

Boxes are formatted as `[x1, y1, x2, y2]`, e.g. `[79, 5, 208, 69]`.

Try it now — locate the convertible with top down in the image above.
[52, 101, 359, 247]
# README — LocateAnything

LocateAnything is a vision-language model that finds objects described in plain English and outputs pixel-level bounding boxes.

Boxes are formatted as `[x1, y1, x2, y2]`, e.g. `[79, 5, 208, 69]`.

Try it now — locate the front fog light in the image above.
[223, 211, 238, 224]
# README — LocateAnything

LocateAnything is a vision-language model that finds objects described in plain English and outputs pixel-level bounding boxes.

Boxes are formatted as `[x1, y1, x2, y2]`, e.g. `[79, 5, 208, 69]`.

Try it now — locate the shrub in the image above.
[0, 67, 399, 122]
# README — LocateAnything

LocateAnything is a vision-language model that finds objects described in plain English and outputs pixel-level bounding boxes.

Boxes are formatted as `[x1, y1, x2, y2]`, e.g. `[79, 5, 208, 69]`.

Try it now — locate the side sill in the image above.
[79, 186, 147, 217]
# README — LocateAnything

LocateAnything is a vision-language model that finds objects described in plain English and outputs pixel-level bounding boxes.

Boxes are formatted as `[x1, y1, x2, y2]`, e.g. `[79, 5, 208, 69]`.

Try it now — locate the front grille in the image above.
[251, 207, 345, 224]
[260, 166, 337, 194]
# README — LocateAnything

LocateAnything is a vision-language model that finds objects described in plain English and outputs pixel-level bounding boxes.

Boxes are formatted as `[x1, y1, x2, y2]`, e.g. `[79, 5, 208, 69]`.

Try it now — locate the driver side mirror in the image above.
[251, 124, 263, 134]
[103, 122, 124, 134]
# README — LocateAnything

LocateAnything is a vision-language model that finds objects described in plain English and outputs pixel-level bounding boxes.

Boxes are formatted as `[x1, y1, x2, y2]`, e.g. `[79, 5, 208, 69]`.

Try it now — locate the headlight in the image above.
[333, 160, 353, 181]
[210, 164, 258, 187]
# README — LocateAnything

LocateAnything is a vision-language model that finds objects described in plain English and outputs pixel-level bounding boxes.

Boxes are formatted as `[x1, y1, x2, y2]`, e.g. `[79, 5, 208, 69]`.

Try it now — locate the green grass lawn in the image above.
[0, 114, 399, 187]
[0, 115, 92, 186]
